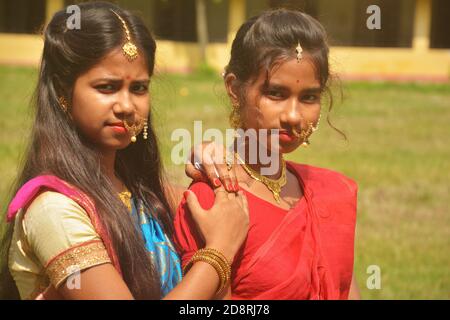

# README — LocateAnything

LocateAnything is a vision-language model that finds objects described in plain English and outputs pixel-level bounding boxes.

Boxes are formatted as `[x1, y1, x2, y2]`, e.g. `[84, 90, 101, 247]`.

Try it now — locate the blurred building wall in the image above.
[0, 0, 449, 81]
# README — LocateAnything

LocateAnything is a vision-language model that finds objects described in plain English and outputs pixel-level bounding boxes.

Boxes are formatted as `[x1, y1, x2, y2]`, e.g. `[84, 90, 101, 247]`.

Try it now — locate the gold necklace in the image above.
[118, 189, 132, 212]
[235, 153, 287, 204]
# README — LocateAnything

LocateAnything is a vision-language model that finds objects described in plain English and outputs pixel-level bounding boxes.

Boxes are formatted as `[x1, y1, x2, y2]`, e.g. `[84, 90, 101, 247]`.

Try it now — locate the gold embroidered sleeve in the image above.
[22, 191, 112, 288]
[45, 240, 111, 288]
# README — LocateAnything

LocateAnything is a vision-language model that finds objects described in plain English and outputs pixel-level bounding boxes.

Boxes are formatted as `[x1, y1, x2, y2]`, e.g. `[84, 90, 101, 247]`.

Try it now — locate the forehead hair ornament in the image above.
[295, 42, 303, 63]
[110, 10, 138, 61]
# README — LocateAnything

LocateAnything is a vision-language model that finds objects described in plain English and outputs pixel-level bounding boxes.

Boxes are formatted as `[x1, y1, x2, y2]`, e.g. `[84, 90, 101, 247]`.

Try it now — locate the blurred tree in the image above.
[195, 0, 208, 64]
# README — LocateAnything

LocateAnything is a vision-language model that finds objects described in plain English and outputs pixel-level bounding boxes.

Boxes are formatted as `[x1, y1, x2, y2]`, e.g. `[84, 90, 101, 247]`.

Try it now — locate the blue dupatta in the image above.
[130, 197, 182, 297]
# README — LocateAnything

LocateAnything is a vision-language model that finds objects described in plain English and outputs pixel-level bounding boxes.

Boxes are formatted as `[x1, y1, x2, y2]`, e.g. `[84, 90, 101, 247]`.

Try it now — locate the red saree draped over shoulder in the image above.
[173, 162, 358, 300]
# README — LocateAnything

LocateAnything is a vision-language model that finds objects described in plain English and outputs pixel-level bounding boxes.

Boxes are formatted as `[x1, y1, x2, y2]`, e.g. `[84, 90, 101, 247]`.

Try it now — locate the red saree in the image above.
[174, 162, 358, 300]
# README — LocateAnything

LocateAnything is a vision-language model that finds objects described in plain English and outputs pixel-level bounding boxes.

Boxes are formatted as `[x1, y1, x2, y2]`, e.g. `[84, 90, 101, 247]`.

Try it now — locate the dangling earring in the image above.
[58, 96, 73, 120]
[229, 102, 241, 129]
[143, 119, 148, 140]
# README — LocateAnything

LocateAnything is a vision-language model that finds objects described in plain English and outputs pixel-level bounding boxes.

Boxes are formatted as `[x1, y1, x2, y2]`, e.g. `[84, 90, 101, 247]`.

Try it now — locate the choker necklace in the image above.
[235, 153, 287, 204]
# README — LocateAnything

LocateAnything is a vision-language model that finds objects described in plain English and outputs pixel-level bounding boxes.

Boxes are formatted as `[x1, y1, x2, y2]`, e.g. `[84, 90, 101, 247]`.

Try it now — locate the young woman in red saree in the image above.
[174, 9, 360, 300]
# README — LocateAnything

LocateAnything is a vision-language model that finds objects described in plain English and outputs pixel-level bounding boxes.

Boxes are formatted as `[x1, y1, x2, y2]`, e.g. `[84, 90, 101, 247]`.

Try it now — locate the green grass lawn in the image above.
[1, 65, 449, 299]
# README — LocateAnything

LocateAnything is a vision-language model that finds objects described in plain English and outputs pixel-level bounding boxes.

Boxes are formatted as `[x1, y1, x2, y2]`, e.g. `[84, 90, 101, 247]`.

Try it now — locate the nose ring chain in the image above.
[124, 116, 146, 143]
[292, 115, 321, 147]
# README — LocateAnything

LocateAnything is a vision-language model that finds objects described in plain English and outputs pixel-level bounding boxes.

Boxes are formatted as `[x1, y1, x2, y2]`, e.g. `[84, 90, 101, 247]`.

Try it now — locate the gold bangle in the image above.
[200, 248, 231, 266]
[198, 248, 231, 281]
[185, 255, 228, 294]
[197, 248, 231, 277]
[183, 248, 232, 295]
[198, 248, 231, 293]
[194, 255, 228, 293]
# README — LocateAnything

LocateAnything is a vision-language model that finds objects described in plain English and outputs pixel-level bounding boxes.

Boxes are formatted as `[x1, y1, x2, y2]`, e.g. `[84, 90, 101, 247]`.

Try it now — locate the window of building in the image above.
[151, 0, 197, 42]
[63, 0, 228, 43]
[430, 0, 450, 49]
[246, 0, 415, 48]
[150, 0, 229, 43]
[0, 0, 46, 34]
[205, 0, 229, 43]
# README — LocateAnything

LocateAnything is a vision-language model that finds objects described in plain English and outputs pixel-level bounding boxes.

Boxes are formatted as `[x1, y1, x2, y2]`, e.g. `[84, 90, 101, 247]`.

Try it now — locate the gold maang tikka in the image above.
[295, 41, 303, 63]
[110, 10, 138, 61]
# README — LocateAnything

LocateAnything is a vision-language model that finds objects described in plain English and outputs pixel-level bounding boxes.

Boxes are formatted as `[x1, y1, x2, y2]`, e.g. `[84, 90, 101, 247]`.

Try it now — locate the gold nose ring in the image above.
[124, 115, 145, 143]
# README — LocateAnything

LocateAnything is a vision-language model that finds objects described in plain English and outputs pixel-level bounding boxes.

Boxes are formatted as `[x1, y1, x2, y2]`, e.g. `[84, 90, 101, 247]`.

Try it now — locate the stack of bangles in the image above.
[183, 248, 232, 295]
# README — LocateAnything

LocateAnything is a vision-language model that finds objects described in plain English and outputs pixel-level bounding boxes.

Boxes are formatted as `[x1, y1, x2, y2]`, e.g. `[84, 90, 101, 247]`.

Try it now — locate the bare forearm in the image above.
[58, 264, 134, 300]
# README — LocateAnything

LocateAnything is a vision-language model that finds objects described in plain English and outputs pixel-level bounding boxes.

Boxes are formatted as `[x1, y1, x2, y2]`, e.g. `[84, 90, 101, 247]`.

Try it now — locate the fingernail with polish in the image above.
[183, 191, 190, 200]
[213, 178, 222, 187]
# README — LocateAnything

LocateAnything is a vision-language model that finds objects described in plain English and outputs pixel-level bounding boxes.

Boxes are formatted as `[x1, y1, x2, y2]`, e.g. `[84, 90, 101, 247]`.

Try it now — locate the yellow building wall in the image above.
[331, 47, 450, 81]
[0, 0, 449, 81]
[1, 33, 448, 81]
[0, 34, 44, 66]
[155, 41, 230, 74]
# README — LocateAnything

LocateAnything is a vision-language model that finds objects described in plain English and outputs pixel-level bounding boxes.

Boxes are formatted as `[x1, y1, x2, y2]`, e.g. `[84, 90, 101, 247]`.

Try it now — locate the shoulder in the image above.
[288, 162, 358, 197]
[25, 190, 84, 212]
[173, 181, 215, 232]
[24, 190, 92, 227]
[22, 191, 102, 265]
[187, 181, 216, 210]
[18, 191, 111, 288]
[173, 182, 215, 264]
[288, 162, 358, 223]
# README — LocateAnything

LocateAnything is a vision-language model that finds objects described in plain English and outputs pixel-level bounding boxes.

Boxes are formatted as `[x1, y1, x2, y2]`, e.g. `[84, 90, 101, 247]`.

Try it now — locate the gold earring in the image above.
[143, 119, 148, 140]
[58, 97, 68, 113]
[229, 103, 241, 129]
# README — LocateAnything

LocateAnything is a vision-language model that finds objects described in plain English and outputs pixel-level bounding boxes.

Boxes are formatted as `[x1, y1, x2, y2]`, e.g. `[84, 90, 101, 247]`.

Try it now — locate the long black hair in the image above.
[1, 1, 172, 299]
